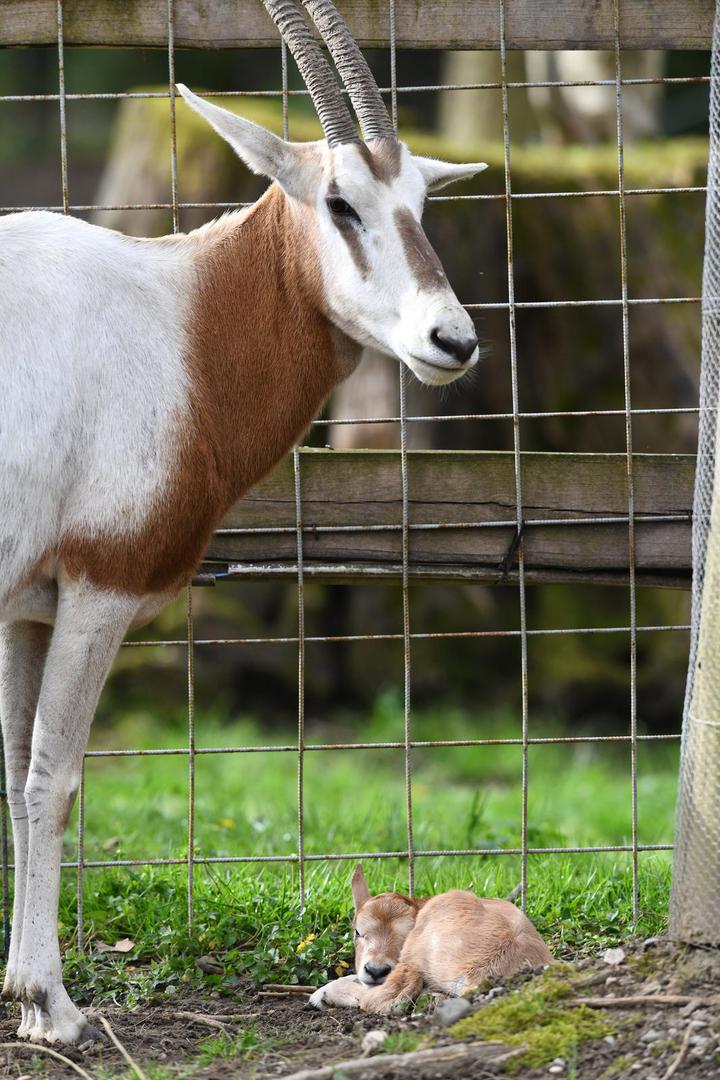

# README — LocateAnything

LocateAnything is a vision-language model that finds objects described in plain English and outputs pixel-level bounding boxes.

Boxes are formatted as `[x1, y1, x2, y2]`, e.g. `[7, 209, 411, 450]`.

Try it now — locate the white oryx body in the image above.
[1, 210, 194, 616]
[0, 0, 485, 1047]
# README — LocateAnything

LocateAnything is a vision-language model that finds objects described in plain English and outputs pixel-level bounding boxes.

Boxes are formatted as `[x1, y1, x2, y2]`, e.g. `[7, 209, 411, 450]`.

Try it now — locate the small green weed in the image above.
[598, 1054, 636, 1080]
[381, 1031, 423, 1054]
[196, 1024, 266, 1066]
[96, 1068, 182, 1080]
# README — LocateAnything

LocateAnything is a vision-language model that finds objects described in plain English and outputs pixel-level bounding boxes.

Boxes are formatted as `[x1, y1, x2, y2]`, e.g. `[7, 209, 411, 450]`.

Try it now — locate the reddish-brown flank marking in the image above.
[393, 206, 448, 293]
[61, 185, 356, 596]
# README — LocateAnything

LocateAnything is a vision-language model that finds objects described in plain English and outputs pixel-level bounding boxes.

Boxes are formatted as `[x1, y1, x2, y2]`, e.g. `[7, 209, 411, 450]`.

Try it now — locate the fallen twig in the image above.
[259, 989, 314, 998]
[572, 994, 720, 1009]
[263, 983, 316, 993]
[0, 1042, 95, 1080]
[172, 1010, 231, 1032]
[278, 1041, 523, 1079]
[662, 1019, 698, 1080]
[97, 1016, 147, 1080]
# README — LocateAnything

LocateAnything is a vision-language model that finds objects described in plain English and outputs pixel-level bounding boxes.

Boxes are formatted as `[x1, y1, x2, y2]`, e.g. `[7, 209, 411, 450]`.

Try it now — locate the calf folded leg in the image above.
[309, 962, 424, 1015]
[14, 581, 137, 1044]
[0, 621, 51, 1037]
[360, 960, 424, 1014]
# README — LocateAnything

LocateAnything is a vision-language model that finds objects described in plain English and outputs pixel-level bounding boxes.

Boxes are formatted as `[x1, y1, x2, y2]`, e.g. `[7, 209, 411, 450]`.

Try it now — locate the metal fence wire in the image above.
[0, 0, 710, 953]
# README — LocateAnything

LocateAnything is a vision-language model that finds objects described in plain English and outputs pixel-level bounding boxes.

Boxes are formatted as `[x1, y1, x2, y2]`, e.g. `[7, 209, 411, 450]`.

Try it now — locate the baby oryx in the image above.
[0, 0, 484, 1048]
[309, 866, 553, 1014]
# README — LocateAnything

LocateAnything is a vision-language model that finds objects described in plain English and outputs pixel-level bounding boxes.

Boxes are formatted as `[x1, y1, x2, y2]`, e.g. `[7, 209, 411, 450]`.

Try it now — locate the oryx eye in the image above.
[327, 196, 359, 222]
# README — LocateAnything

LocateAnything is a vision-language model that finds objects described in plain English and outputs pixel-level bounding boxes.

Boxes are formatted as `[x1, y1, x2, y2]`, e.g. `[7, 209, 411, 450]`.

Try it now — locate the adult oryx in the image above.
[0, 0, 484, 1044]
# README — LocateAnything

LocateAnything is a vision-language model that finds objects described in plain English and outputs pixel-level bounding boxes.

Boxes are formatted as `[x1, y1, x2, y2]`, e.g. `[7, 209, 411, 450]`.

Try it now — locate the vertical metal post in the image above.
[56, 0, 86, 953]
[614, 0, 640, 923]
[389, 0, 415, 897]
[293, 449, 306, 908]
[165, 0, 194, 926]
[186, 588, 196, 927]
[499, 0, 530, 910]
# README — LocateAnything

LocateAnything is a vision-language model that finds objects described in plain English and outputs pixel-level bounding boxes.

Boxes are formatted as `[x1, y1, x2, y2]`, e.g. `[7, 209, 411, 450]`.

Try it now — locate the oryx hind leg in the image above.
[0, 620, 52, 1038]
[14, 579, 137, 1045]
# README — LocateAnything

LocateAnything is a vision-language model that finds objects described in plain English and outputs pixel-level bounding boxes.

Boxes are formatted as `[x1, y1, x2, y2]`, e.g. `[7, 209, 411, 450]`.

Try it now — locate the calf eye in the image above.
[327, 196, 360, 223]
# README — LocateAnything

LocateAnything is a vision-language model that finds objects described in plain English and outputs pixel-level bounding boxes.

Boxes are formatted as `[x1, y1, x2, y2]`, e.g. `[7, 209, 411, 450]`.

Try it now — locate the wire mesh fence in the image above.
[0, 0, 709, 953]
[670, 0, 720, 947]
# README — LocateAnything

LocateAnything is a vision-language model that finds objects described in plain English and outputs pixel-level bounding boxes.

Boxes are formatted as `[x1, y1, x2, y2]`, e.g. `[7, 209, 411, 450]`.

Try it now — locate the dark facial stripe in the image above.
[393, 207, 448, 293]
[357, 139, 403, 185]
[327, 179, 369, 278]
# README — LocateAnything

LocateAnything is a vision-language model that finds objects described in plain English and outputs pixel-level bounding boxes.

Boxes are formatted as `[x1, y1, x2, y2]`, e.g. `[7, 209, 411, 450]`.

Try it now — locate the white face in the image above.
[312, 140, 480, 387]
[176, 87, 486, 387]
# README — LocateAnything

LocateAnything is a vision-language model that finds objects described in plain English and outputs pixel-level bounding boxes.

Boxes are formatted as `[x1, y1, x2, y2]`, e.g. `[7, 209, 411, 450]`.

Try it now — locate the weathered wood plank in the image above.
[0, 1, 712, 50]
[202, 450, 695, 587]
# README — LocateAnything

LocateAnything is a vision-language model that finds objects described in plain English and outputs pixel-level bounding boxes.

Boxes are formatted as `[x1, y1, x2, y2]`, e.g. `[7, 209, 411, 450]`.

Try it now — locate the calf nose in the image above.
[365, 963, 392, 983]
[430, 327, 478, 365]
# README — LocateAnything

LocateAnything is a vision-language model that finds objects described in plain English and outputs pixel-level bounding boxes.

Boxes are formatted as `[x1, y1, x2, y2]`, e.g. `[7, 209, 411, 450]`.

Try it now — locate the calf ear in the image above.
[351, 864, 370, 911]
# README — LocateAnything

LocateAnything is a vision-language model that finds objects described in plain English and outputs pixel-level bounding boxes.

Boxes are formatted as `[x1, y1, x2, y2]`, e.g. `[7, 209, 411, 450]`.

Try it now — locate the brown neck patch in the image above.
[60, 185, 354, 596]
[393, 207, 448, 293]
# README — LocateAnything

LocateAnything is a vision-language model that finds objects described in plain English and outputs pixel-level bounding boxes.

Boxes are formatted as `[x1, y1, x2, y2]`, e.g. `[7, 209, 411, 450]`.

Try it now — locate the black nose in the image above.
[365, 963, 392, 983]
[430, 327, 478, 365]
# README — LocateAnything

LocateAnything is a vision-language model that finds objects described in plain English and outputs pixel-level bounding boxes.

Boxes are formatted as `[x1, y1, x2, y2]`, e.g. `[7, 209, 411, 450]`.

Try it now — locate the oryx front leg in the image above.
[15, 583, 136, 1045]
[0, 621, 52, 1038]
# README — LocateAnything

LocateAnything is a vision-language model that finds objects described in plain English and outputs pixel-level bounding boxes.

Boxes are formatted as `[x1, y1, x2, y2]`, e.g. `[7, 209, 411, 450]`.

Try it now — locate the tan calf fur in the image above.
[309, 864, 553, 1015]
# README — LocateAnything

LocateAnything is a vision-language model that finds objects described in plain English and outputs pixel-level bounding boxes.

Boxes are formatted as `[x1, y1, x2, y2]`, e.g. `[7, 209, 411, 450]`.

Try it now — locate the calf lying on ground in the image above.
[309, 865, 553, 1014]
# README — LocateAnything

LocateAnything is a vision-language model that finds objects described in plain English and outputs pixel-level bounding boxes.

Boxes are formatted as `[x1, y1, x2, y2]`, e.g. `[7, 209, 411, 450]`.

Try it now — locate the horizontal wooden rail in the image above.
[1, 1, 713, 50]
[203, 450, 695, 588]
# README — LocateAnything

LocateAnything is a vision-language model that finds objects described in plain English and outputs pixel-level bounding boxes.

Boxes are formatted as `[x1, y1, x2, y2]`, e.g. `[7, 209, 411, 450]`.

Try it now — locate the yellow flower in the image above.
[334, 960, 350, 976]
[296, 933, 317, 954]
[217, 818, 235, 830]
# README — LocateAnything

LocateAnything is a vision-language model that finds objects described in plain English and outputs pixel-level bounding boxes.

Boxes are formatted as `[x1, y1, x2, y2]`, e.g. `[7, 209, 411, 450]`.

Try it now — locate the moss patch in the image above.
[598, 1054, 636, 1080]
[449, 965, 615, 1072]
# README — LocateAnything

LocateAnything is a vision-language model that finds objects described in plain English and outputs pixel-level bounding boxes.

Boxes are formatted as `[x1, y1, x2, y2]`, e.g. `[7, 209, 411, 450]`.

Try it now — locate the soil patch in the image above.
[2, 938, 719, 1079]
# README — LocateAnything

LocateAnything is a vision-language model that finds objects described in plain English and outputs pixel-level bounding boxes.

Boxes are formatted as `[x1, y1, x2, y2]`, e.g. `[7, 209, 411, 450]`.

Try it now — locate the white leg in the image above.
[308, 974, 371, 1010]
[14, 581, 137, 1044]
[0, 621, 51, 1038]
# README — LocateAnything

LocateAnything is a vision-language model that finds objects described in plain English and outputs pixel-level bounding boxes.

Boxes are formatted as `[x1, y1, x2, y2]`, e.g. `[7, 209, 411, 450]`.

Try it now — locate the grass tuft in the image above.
[49, 702, 677, 1007]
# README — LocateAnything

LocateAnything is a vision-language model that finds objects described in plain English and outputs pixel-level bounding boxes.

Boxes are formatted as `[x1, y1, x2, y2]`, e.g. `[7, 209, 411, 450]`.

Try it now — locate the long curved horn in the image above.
[261, 0, 359, 145]
[301, 0, 396, 142]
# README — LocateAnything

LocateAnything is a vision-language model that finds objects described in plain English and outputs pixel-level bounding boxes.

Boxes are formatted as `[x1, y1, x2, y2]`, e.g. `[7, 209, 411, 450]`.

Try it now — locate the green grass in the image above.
[53, 694, 678, 1006]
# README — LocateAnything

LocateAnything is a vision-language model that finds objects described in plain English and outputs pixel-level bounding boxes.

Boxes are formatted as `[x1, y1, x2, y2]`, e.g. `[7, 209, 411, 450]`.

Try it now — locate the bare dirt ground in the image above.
[2, 938, 719, 1080]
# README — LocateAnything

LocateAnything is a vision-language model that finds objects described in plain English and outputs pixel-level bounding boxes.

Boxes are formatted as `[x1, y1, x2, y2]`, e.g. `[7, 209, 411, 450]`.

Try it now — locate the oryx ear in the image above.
[176, 84, 307, 193]
[351, 864, 370, 912]
[413, 155, 488, 192]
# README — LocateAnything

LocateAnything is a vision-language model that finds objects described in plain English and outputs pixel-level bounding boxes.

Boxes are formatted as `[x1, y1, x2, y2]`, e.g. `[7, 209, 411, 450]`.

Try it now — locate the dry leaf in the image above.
[96, 937, 134, 953]
[196, 955, 224, 975]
